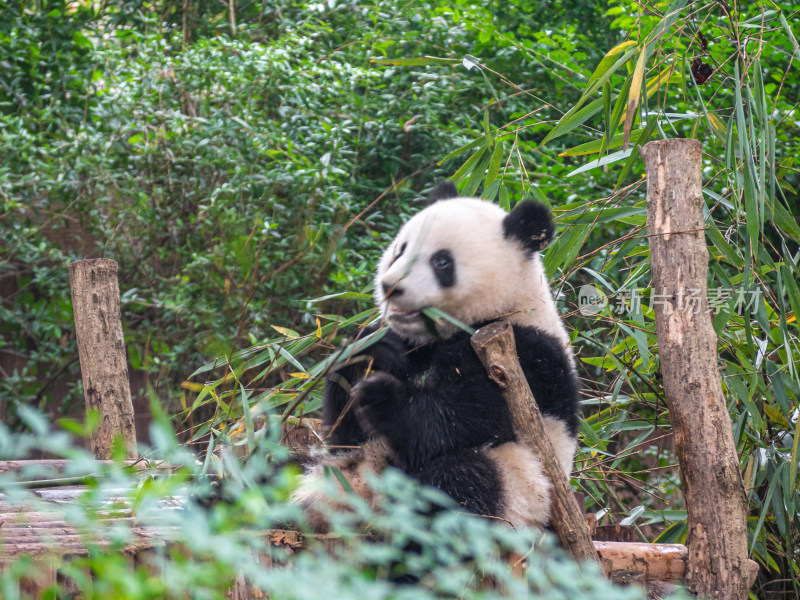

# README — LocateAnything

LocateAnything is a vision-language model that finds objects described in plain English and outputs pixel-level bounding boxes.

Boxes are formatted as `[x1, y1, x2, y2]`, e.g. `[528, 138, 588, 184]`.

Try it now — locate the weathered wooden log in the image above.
[641, 139, 751, 599]
[596, 542, 759, 588]
[69, 259, 137, 459]
[0, 537, 166, 559]
[471, 321, 599, 564]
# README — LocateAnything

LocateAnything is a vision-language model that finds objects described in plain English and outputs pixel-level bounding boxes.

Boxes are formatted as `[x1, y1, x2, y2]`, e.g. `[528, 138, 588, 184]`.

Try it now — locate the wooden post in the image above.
[69, 259, 137, 459]
[640, 139, 750, 599]
[471, 322, 599, 564]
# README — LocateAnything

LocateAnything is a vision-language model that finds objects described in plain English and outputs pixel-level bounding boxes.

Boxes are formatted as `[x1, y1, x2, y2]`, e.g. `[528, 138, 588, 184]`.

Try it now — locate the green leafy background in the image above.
[0, 0, 798, 597]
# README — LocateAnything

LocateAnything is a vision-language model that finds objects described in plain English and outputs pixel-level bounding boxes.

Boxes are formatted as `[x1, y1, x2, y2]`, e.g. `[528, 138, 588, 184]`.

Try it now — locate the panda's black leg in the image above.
[387, 449, 503, 585]
[413, 448, 503, 518]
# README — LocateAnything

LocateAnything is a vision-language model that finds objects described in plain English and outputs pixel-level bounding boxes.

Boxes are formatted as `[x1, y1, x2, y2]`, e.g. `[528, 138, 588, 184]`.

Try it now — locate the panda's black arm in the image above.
[351, 373, 458, 471]
[353, 362, 515, 472]
[512, 325, 580, 437]
[361, 326, 579, 470]
[322, 325, 412, 447]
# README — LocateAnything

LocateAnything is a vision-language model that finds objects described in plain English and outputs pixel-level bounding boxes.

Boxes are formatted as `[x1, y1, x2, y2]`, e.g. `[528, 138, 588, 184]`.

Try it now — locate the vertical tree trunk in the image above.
[641, 139, 750, 599]
[69, 259, 137, 459]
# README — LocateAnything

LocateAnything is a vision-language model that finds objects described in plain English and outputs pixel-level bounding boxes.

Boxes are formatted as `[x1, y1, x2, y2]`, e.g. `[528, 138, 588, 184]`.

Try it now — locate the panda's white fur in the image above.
[486, 417, 576, 527]
[294, 185, 579, 530]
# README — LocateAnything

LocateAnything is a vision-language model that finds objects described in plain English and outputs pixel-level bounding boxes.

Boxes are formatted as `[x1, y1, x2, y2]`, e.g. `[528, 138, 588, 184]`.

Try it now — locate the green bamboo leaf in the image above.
[600, 81, 612, 157]
[766, 196, 800, 241]
[543, 223, 591, 277]
[790, 404, 800, 497]
[616, 115, 658, 188]
[483, 108, 494, 148]
[653, 521, 687, 544]
[610, 73, 633, 130]
[582, 46, 638, 100]
[623, 48, 646, 148]
[561, 127, 646, 156]
[768, 123, 777, 203]
[370, 56, 460, 67]
[439, 137, 484, 164]
[775, 269, 798, 384]
[578, 417, 605, 450]
[277, 346, 305, 372]
[643, 0, 689, 53]
[752, 58, 767, 123]
[498, 184, 510, 211]
[781, 264, 800, 326]
[421, 306, 476, 335]
[587, 40, 637, 88]
[560, 206, 646, 224]
[326, 466, 355, 494]
[239, 383, 255, 454]
[461, 149, 493, 196]
[567, 148, 633, 177]
[734, 61, 760, 249]
[452, 146, 488, 183]
[541, 96, 607, 147]
[706, 220, 744, 268]
[200, 431, 216, 476]
[485, 140, 504, 187]
[751, 464, 781, 550]
[481, 178, 502, 202]
[780, 12, 800, 61]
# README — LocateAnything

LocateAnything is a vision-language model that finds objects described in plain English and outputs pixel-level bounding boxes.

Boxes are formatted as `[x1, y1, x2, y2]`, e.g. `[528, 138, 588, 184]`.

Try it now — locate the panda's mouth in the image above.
[388, 307, 422, 323]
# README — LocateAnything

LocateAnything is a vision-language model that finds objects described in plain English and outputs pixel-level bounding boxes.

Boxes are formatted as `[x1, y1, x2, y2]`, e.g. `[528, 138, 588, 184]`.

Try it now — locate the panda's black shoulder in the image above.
[510, 324, 580, 436]
[421, 329, 480, 365]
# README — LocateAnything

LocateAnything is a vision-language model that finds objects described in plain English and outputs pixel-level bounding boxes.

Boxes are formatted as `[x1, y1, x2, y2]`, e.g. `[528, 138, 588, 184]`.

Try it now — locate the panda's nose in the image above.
[382, 281, 403, 298]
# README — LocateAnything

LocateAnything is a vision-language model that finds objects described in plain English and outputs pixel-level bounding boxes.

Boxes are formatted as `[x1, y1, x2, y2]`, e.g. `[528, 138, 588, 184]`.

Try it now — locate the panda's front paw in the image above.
[352, 372, 405, 433]
[362, 334, 411, 377]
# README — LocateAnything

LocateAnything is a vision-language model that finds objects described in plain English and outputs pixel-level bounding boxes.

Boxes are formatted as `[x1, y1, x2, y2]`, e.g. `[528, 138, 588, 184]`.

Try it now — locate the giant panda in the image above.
[294, 181, 579, 530]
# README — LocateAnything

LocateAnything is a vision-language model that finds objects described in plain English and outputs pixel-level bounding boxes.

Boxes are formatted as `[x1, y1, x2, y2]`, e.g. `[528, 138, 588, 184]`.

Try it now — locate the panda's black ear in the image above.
[502, 200, 555, 254]
[428, 181, 459, 204]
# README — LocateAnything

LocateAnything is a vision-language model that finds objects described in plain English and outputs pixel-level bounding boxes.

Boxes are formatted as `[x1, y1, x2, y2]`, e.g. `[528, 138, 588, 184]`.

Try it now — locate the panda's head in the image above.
[375, 182, 559, 343]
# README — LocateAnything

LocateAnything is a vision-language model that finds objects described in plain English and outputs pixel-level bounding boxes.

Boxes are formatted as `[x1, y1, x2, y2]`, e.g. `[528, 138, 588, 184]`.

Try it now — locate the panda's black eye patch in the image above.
[430, 249, 455, 288]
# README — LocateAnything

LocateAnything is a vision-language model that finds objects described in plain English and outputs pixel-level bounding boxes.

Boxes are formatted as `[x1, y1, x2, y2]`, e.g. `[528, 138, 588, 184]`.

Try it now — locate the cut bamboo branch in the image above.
[69, 259, 137, 459]
[641, 139, 751, 599]
[471, 321, 599, 564]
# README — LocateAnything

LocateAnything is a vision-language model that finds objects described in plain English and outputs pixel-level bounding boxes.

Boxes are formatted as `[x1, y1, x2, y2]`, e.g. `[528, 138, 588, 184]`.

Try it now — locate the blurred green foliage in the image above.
[1, 0, 799, 597]
[0, 411, 657, 600]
